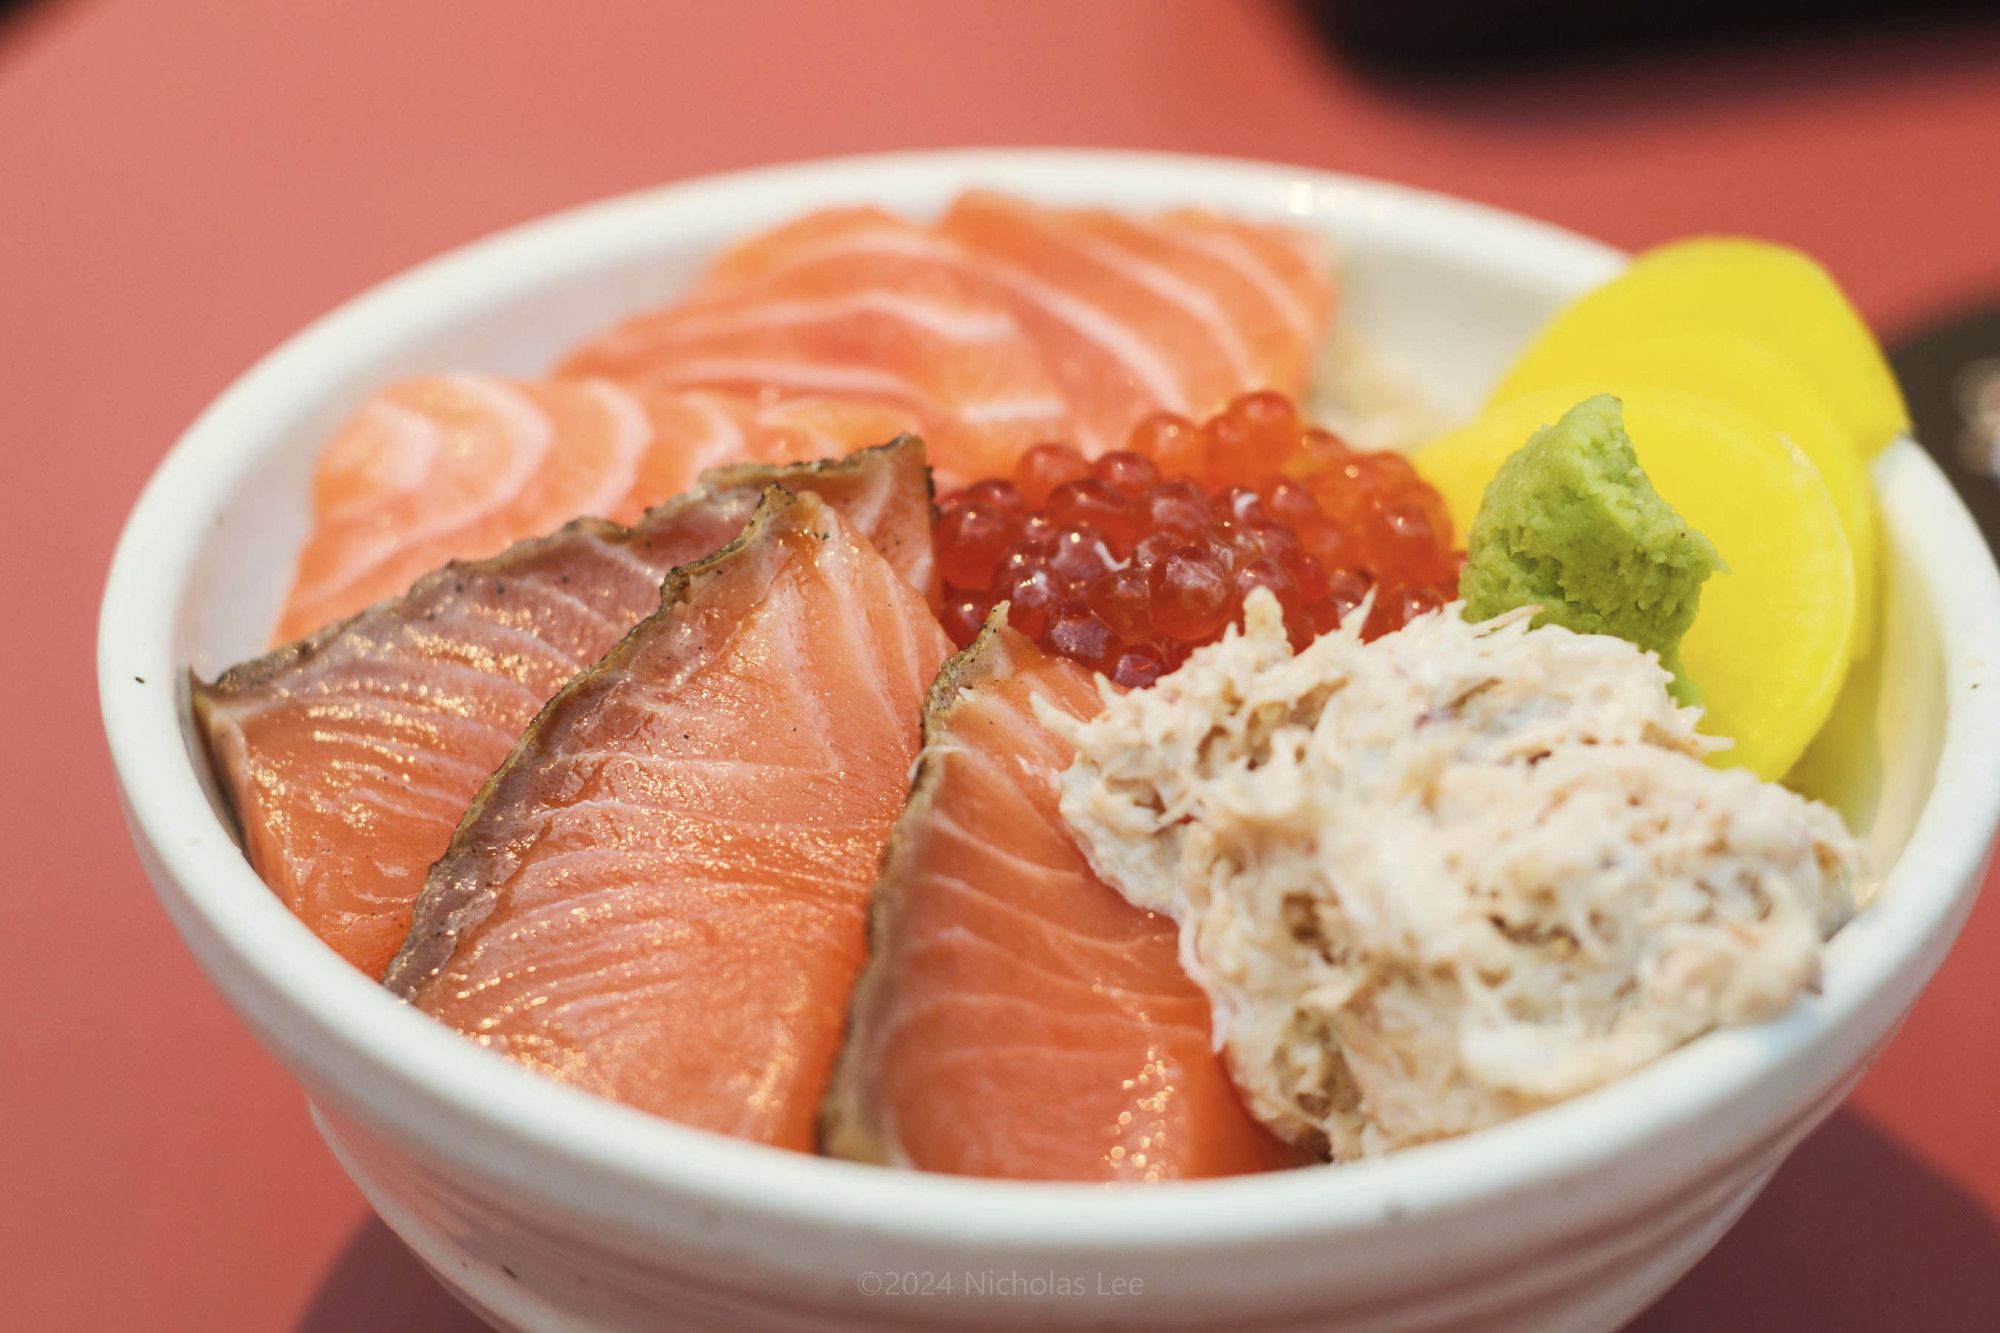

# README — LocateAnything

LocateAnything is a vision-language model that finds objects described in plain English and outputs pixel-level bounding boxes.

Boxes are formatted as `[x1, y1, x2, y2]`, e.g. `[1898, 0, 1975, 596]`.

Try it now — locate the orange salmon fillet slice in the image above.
[276, 375, 917, 642]
[196, 439, 933, 979]
[821, 616, 1307, 1179]
[562, 208, 1074, 490]
[384, 489, 952, 1149]
[564, 193, 1338, 472]
[938, 191, 1337, 455]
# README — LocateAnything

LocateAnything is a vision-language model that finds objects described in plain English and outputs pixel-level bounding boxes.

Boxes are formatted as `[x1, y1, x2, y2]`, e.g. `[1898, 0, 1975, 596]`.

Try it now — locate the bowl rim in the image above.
[99, 147, 2000, 1249]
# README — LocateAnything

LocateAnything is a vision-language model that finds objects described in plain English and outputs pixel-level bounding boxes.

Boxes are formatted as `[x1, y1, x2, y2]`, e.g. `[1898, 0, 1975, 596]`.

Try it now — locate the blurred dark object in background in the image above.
[1893, 303, 2000, 553]
[1301, 0, 2000, 70]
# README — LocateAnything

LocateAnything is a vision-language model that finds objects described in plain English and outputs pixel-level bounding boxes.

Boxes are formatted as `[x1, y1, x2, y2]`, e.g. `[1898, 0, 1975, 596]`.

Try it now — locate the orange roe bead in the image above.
[1140, 481, 1212, 535]
[1108, 642, 1170, 689]
[1086, 567, 1154, 643]
[1016, 443, 1090, 505]
[1149, 545, 1234, 643]
[1227, 390, 1301, 472]
[934, 504, 1015, 590]
[1045, 600, 1115, 671]
[1128, 412, 1206, 478]
[1092, 450, 1160, 496]
[940, 593, 993, 644]
[1047, 480, 1140, 552]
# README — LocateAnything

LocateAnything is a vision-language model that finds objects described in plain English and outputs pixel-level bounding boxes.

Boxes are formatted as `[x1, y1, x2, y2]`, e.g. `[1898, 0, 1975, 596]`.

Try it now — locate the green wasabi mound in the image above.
[1459, 394, 1721, 700]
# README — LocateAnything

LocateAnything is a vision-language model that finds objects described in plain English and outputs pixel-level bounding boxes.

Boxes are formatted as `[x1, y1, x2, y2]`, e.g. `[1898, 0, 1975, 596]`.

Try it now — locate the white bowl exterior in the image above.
[99, 151, 2000, 1332]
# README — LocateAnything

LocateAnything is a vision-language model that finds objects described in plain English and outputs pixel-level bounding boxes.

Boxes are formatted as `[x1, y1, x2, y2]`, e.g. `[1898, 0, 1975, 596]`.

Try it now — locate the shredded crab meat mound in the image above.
[1047, 591, 1867, 1159]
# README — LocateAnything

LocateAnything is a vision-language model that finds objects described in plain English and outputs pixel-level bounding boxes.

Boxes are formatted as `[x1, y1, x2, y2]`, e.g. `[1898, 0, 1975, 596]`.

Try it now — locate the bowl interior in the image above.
[102, 154, 2000, 1252]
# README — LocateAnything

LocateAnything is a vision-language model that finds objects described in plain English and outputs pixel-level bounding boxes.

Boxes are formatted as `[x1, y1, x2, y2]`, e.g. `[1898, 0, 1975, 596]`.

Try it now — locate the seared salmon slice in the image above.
[195, 439, 932, 978]
[821, 616, 1306, 1180]
[384, 489, 952, 1148]
[561, 208, 1073, 489]
[277, 375, 917, 641]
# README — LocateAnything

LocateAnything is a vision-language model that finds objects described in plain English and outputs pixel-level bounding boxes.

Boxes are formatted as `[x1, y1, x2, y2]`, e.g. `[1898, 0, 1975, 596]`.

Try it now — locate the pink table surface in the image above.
[3, 2, 1997, 1328]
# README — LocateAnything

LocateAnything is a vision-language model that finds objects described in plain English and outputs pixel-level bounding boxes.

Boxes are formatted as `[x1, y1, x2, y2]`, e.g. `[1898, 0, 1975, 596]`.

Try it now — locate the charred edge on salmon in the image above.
[199, 435, 927, 696]
[700, 432, 931, 514]
[379, 486, 834, 996]
[703, 433, 934, 598]
[186, 513, 673, 882]
[189, 435, 929, 853]
[816, 604, 1017, 1164]
[185, 668, 251, 849]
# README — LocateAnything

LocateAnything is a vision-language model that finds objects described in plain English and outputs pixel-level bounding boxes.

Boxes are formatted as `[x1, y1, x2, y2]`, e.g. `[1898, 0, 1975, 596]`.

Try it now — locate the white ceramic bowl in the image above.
[100, 150, 2000, 1332]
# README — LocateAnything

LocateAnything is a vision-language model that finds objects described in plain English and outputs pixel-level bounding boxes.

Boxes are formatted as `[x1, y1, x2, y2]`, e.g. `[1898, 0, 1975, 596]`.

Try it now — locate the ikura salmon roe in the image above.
[934, 392, 1461, 685]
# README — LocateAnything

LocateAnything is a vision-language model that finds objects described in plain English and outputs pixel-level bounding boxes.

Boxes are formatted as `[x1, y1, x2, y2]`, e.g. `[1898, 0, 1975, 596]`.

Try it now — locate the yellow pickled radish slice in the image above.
[1489, 324, 1879, 655]
[1416, 387, 1855, 779]
[1496, 238, 1910, 456]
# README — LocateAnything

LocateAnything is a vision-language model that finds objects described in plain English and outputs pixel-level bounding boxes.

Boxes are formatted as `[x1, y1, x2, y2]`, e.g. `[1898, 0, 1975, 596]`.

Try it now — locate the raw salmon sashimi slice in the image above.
[196, 439, 933, 978]
[561, 207, 1074, 490]
[821, 614, 1307, 1180]
[277, 374, 918, 642]
[938, 190, 1337, 455]
[384, 489, 953, 1149]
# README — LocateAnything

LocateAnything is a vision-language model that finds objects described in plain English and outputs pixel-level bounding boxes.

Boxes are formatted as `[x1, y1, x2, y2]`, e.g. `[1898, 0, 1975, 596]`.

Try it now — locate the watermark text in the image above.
[855, 1268, 1143, 1298]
